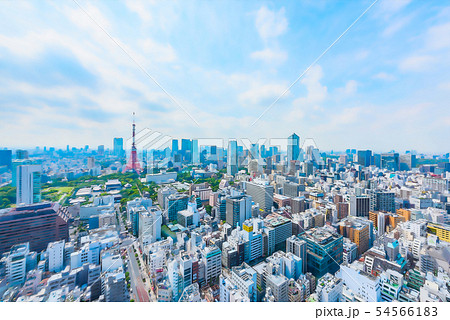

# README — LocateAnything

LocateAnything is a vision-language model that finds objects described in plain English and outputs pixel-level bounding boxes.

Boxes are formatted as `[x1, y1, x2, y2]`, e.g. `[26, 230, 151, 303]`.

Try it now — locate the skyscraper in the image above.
[181, 139, 192, 162]
[246, 180, 274, 213]
[15, 149, 29, 160]
[287, 133, 300, 163]
[16, 164, 42, 205]
[113, 138, 124, 158]
[0, 149, 12, 170]
[172, 139, 179, 155]
[97, 145, 105, 156]
[300, 227, 343, 278]
[225, 195, 252, 228]
[192, 139, 199, 164]
[227, 140, 238, 176]
[357, 150, 372, 167]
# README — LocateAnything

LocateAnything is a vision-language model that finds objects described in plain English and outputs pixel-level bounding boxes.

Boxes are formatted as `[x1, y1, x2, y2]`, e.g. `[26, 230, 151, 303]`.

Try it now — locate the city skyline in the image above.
[0, 0, 449, 152]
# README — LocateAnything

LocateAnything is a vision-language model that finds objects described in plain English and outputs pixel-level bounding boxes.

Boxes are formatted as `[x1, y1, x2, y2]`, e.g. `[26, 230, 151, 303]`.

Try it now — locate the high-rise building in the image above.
[15, 149, 29, 160]
[225, 195, 252, 228]
[300, 227, 343, 278]
[139, 207, 162, 247]
[16, 164, 42, 205]
[399, 154, 416, 171]
[227, 140, 238, 176]
[181, 139, 192, 162]
[202, 246, 221, 285]
[357, 150, 372, 167]
[264, 214, 292, 255]
[287, 133, 300, 163]
[0, 203, 69, 255]
[191, 139, 199, 164]
[370, 191, 395, 213]
[286, 235, 307, 274]
[172, 139, 179, 154]
[166, 194, 189, 222]
[348, 194, 370, 217]
[246, 180, 274, 213]
[0, 149, 12, 170]
[47, 240, 65, 273]
[113, 138, 124, 158]
[337, 219, 370, 256]
[380, 153, 399, 171]
[5, 243, 30, 286]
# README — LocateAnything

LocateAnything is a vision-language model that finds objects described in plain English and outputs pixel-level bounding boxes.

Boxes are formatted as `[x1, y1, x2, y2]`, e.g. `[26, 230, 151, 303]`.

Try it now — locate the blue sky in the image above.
[0, 0, 449, 153]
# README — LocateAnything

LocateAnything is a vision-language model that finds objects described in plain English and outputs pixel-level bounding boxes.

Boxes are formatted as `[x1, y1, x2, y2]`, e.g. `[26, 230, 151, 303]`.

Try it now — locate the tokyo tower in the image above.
[123, 113, 143, 174]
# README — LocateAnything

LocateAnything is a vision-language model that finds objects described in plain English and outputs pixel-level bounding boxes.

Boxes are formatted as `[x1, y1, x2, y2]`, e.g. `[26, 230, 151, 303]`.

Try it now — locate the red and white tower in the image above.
[123, 113, 143, 174]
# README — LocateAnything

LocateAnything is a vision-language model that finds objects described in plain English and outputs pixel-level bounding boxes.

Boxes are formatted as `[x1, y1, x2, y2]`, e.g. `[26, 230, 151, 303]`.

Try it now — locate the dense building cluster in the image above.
[0, 132, 449, 302]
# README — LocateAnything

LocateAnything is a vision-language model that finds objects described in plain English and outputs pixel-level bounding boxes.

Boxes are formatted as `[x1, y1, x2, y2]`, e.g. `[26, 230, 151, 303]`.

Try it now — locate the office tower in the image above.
[225, 195, 252, 228]
[380, 153, 399, 171]
[202, 246, 221, 285]
[339, 154, 348, 165]
[191, 139, 199, 164]
[97, 145, 105, 156]
[181, 139, 192, 162]
[124, 113, 143, 174]
[286, 236, 307, 274]
[357, 150, 372, 167]
[16, 149, 29, 160]
[300, 227, 343, 278]
[348, 194, 370, 217]
[337, 202, 349, 219]
[287, 133, 300, 163]
[103, 272, 128, 302]
[158, 186, 177, 209]
[0, 149, 12, 170]
[283, 181, 303, 198]
[250, 143, 259, 159]
[47, 240, 65, 273]
[166, 194, 189, 222]
[337, 219, 370, 256]
[87, 156, 95, 169]
[399, 154, 417, 171]
[139, 207, 162, 246]
[113, 138, 124, 158]
[16, 164, 42, 205]
[6, 243, 30, 286]
[0, 203, 69, 254]
[246, 180, 274, 213]
[264, 214, 292, 254]
[172, 139, 179, 154]
[227, 140, 238, 176]
[370, 191, 395, 213]
[260, 145, 266, 159]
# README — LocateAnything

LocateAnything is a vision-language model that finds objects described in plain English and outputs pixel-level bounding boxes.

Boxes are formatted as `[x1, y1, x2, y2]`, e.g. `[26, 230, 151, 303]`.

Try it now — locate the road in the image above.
[127, 246, 150, 302]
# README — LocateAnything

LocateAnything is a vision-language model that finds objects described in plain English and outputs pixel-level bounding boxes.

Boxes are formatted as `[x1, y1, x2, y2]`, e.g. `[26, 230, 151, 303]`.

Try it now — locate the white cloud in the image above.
[373, 72, 396, 81]
[378, 0, 412, 17]
[250, 48, 287, 64]
[255, 6, 288, 41]
[399, 55, 435, 72]
[139, 39, 177, 63]
[426, 22, 450, 50]
[125, 0, 154, 24]
[238, 83, 287, 106]
[295, 65, 328, 105]
[382, 15, 412, 37]
[336, 80, 358, 97]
